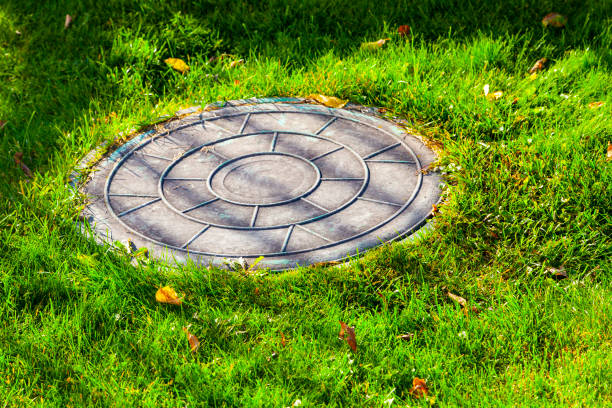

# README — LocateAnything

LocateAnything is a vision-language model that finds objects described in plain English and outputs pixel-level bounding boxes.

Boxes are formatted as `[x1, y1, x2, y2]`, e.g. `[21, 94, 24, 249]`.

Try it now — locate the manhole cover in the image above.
[76, 98, 441, 270]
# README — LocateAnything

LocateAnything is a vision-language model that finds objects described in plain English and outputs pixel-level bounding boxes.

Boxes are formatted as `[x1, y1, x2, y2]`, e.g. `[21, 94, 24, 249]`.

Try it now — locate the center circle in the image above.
[207, 152, 321, 206]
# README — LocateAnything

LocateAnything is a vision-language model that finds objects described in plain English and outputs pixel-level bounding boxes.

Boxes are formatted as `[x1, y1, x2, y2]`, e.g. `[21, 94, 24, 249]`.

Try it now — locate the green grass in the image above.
[1, 0, 611, 406]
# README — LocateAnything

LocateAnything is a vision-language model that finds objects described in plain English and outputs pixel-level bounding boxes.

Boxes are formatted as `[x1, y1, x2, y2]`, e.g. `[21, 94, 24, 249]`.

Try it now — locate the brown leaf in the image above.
[360, 38, 390, 51]
[547, 266, 568, 281]
[13, 152, 32, 178]
[447, 292, 467, 307]
[229, 59, 244, 68]
[607, 141, 612, 162]
[64, 14, 73, 29]
[280, 331, 287, 347]
[542, 13, 567, 28]
[307, 94, 347, 108]
[182, 327, 200, 353]
[155, 286, 183, 305]
[528, 58, 548, 74]
[164, 58, 189, 74]
[588, 101, 604, 109]
[338, 321, 357, 352]
[0, 120, 6, 129]
[397, 333, 414, 341]
[409, 377, 429, 398]
[398, 25, 411, 37]
[254, 287, 260, 296]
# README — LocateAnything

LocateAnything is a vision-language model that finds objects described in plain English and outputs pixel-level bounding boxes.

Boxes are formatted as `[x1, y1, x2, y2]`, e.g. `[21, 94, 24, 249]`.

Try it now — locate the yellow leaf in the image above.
[155, 286, 183, 305]
[588, 101, 604, 109]
[487, 91, 503, 101]
[307, 94, 347, 108]
[164, 58, 189, 74]
[529, 73, 538, 81]
[360, 38, 390, 51]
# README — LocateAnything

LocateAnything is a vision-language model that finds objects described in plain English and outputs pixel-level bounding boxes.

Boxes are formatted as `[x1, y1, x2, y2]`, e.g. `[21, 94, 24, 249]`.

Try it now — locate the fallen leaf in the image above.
[431, 203, 439, 215]
[182, 327, 200, 353]
[360, 38, 390, 51]
[398, 25, 411, 37]
[487, 91, 503, 101]
[13, 152, 32, 178]
[409, 377, 429, 398]
[483, 84, 490, 96]
[0, 120, 6, 129]
[588, 101, 604, 109]
[528, 58, 548, 74]
[512, 97, 519, 105]
[254, 287, 260, 296]
[447, 292, 467, 307]
[307, 94, 347, 108]
[607, 141, 612, 162]
[155, 286, 183, 305]
[397, 333, 414, 341]
[542, 13, 567, 28]
[338, 321, 357, 352]
[229, 59, 244, 68]
[15, 30, 21, 35]
[164, 58, 189, 74]
[280, 332, 287, 347]
[64, 14, 73, 29]
[547, 266, 568, 281]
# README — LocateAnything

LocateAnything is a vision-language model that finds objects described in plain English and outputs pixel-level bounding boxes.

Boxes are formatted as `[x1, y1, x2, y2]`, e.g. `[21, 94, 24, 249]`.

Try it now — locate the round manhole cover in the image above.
[76, 98, 441, 270]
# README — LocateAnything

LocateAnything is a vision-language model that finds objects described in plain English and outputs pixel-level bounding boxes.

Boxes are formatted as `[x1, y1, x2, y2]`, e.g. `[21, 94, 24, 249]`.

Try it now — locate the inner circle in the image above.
[208, 152, 321, 206]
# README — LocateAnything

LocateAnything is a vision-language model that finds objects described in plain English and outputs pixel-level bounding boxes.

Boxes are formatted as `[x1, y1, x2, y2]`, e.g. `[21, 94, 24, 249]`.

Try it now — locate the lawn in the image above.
[0, 0, 611, 406]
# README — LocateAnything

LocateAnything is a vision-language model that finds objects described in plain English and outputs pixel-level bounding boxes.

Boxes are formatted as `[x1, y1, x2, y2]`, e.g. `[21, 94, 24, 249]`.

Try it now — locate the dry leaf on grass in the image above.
[588, 101, 604, 109]
[13, 152, 32, 178]
[397, 333, 414, 341]
[607, 141, 612, 162]
[182, 326, 200, 352]
[229, 59, 244, 68]
[488, 91, 503, 101]
[307, 94, 347, 108]
[164, 58, 189, 74]
[280, 332, 287, 347]
[155, 286, 183, 305]
[542, 13, 567, 28]
[338, 321, 357, 352]
[447, 292, 467, 307]
[398, 25, 411, 37]
[64, 14, 73, 29]
[360, 38, 390, 51]
[528, 58, 548, 74]
[409, 377, 429, 398]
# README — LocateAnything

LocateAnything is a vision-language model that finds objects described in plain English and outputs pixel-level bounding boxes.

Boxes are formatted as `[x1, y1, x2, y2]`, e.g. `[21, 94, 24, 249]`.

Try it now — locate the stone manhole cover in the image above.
[76, 98, 441, 270]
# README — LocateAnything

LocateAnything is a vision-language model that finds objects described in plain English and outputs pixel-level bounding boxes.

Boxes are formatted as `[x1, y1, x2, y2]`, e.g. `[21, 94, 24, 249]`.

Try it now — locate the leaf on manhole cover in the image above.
[409, 377, 429, 398]
[528, 58, 548, 74]
[360, 38, 390, 51]
[338, 321, 357, 352]
[155, 286, 183, 305]
[542, 13, 567, 28]
[164, 58, 189, 74]
[307, 94, 347, 108]
[182, 326, 200, 353]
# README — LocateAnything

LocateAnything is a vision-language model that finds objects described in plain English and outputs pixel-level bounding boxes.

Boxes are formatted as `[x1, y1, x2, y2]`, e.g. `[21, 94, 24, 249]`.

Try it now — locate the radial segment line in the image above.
[209, 149, 229, 161]
[270, 132, 278, 152]
[362, 142, 401, 160]
[301, 197, 330, 212]
[239, 113, 251, 134]
[295, 224, 333, 243]
[314, 117, 337, 135]
[280, 225, 295, 252]
[181, 225, 211, 249]
[310, 146, 343, 161]
[182, 198, 219, 213]
[250, 206, 259, 227]
[139, 152, 173, 161]
[203, 120, 233, 135]
[358, 196, 402, 207]
[117, 198, 161, 217]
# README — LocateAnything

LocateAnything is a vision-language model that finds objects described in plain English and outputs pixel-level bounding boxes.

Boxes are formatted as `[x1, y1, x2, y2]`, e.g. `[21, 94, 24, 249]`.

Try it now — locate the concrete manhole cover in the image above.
[76, 98, 441, 270]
